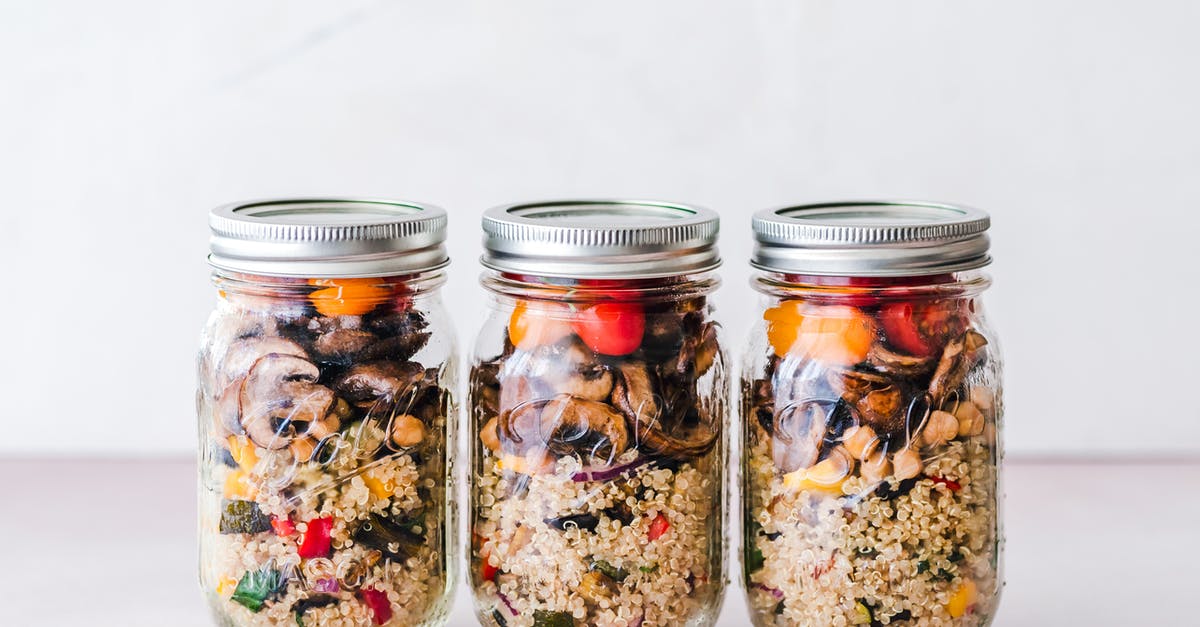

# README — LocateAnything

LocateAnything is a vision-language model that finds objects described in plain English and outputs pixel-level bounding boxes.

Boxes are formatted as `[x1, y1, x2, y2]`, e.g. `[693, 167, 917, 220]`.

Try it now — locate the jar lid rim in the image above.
[481, 199, 721, 279]
[751, 200, 991, 276]
[208, 197, 449, 277]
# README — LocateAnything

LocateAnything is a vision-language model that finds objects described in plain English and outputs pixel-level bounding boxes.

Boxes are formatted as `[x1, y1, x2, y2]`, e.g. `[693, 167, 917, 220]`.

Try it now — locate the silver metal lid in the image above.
[480, 200, 721, 279]
[209, 198, 448, 277]
[751, 200, 991, 276]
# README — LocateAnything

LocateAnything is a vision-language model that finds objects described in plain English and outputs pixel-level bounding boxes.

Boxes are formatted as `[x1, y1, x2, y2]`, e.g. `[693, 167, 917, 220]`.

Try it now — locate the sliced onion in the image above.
[754, 583, 784, 599]
[312, 577, 340, 593]
[497, 590, 518, 616]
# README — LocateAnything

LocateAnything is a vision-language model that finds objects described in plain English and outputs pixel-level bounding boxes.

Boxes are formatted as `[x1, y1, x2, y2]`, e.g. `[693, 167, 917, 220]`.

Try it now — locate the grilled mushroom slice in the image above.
[867, 343, 935, 377]
[611, 362, 661, 424]
[239, 354, 336, 449]
[929, 330, 988, 403]
[539, 395, 629, 463]
[771, 399, 827, 472]
[217, 337, 308, 390]
[333, 361, 425, 409]
[497, 394, 630, 464]
[312, 328, 377, 362]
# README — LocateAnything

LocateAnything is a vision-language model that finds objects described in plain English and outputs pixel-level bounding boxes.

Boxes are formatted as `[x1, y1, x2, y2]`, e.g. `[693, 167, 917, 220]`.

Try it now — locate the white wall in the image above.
[1, 1, 1197, 457]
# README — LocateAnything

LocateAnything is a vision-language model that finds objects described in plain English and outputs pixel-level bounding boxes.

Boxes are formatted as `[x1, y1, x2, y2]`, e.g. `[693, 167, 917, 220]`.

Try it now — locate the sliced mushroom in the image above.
[855, 385, 906, 435]
[867, 343, 935, 377]
[929, 331, 987, 403]
[611, 362, 661, 425]
[832, 368, 890, 404]
[632, 408, 719, 459]
[770, 400, 827, 472]
[217, 337, 308, 390]
[213, 377, 245, 438]
[539, 394, 630, 462]
[359, 332, 432, 363]
[240, 354, 336, 450]
[333, 361, 425, 408]
[497, 399, 547, 456]
[540, 341, 613, 401]
[312, 328, 377, 361]
[498, 375, 549, 415]
[694, 322, 720, 377]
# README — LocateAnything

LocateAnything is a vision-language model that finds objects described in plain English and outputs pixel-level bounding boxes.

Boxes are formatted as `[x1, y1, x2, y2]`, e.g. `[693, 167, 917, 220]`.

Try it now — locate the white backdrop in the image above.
[2, 1, 1197, 457]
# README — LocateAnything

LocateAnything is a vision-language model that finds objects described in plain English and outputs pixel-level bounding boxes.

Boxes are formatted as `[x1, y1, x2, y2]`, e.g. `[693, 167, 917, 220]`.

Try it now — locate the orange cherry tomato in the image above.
[764, 300, 806, 358]
[508, 301, 574, 350]
[792, 305, 875, 365]
[307, 278, 391, 316]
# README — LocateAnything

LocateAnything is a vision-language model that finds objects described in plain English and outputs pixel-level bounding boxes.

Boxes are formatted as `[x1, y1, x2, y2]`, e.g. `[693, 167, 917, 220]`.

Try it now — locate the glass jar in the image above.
[741, 202, 1003, 626]
[197, 199, 456, 627]
[468, 201, 728, 627]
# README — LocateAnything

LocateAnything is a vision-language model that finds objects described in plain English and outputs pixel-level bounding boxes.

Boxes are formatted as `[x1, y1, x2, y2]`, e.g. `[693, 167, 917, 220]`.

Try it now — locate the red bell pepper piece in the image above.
[270, 516, 295, 537]
[297, 516, 334, 558]
[930, 476, 962, 492]
[647, 514, 670, 541]
[358, 587, 393, 625]
[480, 547, 499, 582]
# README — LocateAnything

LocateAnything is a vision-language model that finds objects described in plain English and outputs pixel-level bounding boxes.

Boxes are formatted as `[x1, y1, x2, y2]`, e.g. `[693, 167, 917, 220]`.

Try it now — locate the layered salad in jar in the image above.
[470, 283, 727, 627]
[744, 280, 1001, 626]
[198, 277, 453, 627]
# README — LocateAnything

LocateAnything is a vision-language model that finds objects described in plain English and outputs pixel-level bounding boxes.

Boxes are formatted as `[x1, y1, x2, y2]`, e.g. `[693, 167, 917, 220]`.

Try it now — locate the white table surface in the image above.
[2, 459, 1192, 626]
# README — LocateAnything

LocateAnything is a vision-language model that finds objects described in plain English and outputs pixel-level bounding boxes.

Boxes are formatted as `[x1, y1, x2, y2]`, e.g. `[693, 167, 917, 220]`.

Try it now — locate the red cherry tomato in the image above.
[571, 301, 645, 356]
[878, 300, 965, 357]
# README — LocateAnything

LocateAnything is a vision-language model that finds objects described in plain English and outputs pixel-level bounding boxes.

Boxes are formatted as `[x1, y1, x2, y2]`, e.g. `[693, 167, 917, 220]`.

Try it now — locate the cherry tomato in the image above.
[307, 278, 391, 316]
[878, 300, 965, 357]
[791, 306, 875, 365]
[508, 300, 574, 350]
[764, 300, 806, 358]
[571, 301, 645, 356]
[647, 513, 670, 541]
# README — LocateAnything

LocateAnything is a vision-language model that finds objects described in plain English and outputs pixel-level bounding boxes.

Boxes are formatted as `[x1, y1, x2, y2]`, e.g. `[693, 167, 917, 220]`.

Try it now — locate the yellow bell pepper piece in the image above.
[362, 472, 394, 499]
[227, 435, 258, 471]
[223, 469, 257, 499]
[216, 576, 238, 597]
[782, 468, 845, 495]
[946, 579, 978, 618]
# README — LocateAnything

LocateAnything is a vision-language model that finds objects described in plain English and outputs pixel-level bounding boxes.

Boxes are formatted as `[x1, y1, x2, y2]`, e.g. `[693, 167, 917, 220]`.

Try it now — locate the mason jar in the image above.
[468, 201, 729, 627]
[741, 202, 1003, 626]
[197, 199, 456, 627]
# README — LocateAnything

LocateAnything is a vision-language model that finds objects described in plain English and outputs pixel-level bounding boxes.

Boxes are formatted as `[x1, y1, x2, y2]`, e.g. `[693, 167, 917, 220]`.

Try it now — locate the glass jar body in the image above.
[196, 271, 457, 627]
[741, 272, 1003, 626]
[468, 272, 729, 627]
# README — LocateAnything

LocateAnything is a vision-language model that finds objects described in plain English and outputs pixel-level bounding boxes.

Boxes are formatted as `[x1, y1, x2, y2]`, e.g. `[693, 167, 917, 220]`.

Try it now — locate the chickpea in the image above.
[390, 414, 426, 448]
[861, 449, 892, 482]
[893, 448, 924, 480]
[842, 425, 879, 460]
[290, 436, 316, 462]
[480, 415, 501, 452]
[922, 410, 960, 447]
[954, 401, 986, 437]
